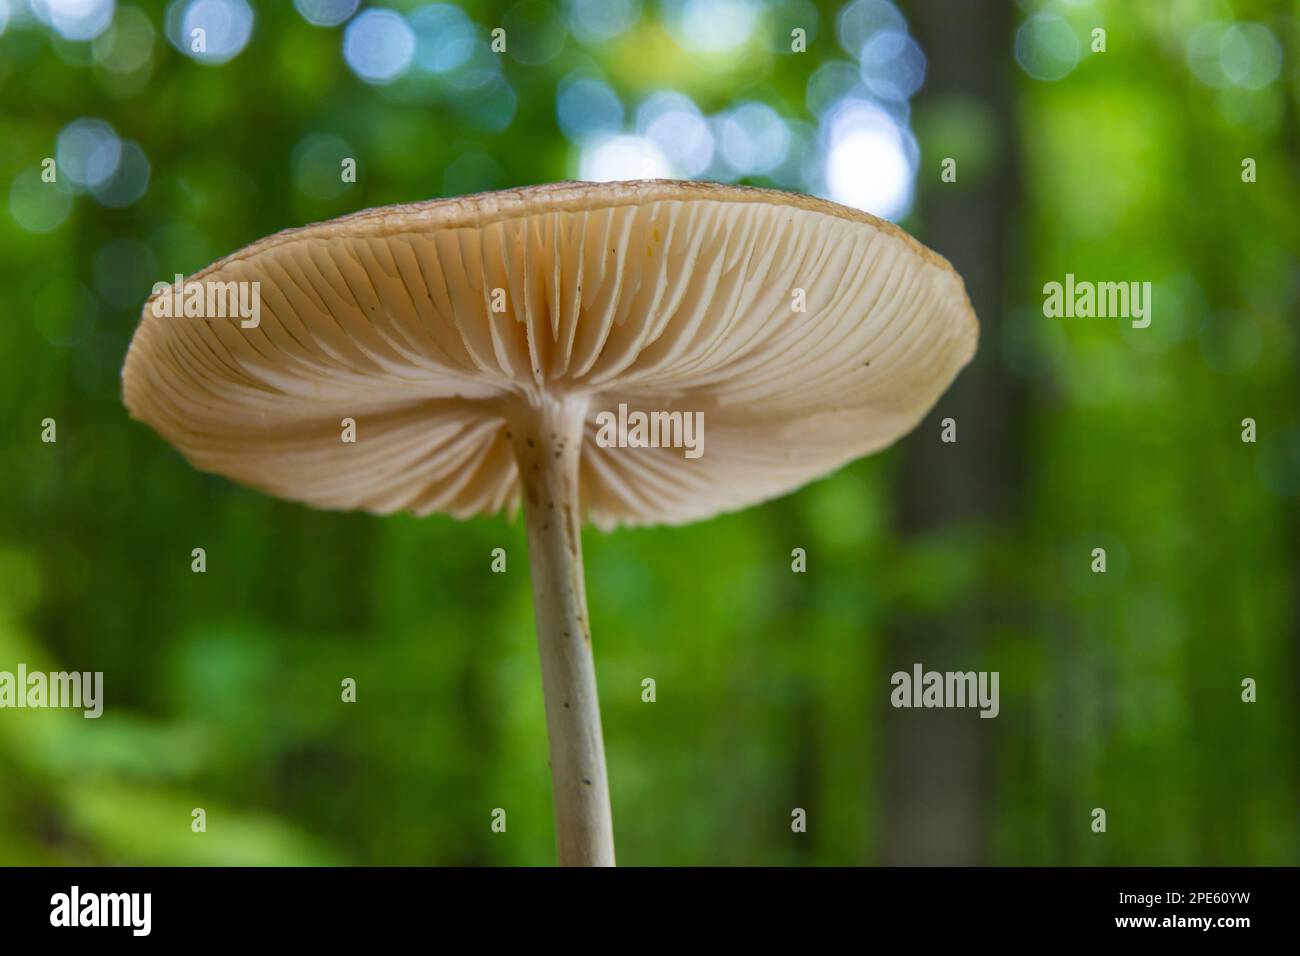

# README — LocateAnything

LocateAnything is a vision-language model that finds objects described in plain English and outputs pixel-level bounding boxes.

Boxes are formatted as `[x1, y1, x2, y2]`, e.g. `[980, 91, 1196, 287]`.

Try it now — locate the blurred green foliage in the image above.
[0, 0, 1297, 865]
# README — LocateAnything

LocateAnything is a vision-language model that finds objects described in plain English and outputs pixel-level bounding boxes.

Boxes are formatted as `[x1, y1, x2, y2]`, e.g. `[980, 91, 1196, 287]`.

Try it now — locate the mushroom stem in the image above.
[509, 392, 614, 867]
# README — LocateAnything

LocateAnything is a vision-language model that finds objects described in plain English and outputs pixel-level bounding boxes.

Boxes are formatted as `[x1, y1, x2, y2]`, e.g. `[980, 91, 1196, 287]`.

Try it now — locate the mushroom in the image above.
[122, 180, 977, 866]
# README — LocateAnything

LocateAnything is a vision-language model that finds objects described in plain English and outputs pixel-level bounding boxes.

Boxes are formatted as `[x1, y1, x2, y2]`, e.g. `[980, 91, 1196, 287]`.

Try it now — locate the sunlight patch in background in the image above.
[822, 99, 913, 219]
[817, 0, 921, 218]
[579, 135, 671, 182]
[566, 0, 921, 221]
[13, 0, 926, 220]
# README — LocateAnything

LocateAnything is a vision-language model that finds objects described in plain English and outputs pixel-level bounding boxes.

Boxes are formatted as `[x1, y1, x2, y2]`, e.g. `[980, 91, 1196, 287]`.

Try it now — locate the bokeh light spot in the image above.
[837, 0, 905, 59]
[410, 4, 476, 74]
[293, 0, 358, 28]
[557, 76, 624, 143]
[1015, 13, 1080, 82]
[564, 0, 640, 46]
[1219, 22, 1282, 90]
[9, 168, 74, 234]
[292, 134, 355, 200]
[343, 8, 415, 85]
[90, 140, 150, 207]
[31, 0, 116, 42]
[806, 60, 863, 118]
[859, 30, 925, 100]
[716, 102, 790, 176]
[669, 0, 758, 53]
[167, 0, 254, 65]
[579, 135, 670, 182]
[92, 5, 155, 74]
[637, 91, 714, 178]
[822, 99, 913, 219]
[57, 118, 122, 190]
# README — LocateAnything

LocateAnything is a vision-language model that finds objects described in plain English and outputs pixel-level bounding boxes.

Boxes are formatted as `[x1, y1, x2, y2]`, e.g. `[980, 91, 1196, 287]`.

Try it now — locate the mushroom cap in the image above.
[123, 180, 977, 529]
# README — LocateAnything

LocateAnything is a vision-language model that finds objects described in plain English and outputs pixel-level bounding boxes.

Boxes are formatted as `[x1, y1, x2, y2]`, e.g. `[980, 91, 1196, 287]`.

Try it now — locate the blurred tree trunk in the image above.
[881, 0, 1026, 864]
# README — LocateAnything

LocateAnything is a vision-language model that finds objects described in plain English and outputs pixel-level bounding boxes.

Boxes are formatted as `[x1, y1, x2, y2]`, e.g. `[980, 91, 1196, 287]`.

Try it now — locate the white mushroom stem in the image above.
[509, 392, 615, 867]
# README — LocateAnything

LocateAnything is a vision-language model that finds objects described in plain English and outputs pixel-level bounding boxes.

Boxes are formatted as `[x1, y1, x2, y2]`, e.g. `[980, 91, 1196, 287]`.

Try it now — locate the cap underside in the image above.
[123, 181, 978, 529]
